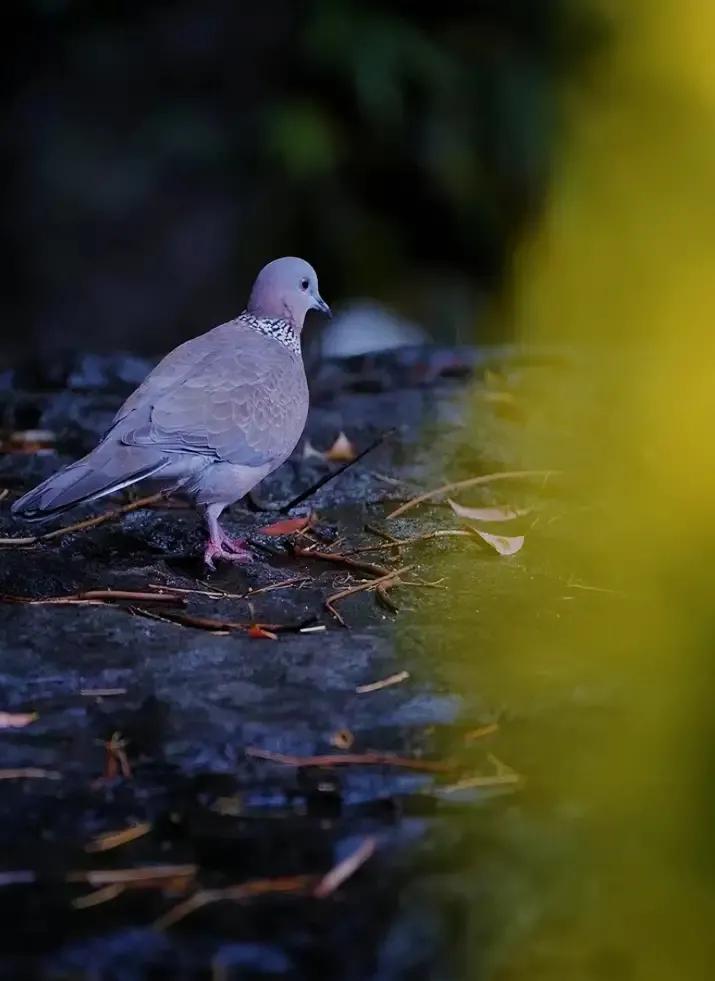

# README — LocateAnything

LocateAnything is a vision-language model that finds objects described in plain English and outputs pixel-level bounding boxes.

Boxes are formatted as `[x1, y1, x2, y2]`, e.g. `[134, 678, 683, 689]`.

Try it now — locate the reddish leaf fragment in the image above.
[258, 516, 313, 536]
[247, 625, 278, 640]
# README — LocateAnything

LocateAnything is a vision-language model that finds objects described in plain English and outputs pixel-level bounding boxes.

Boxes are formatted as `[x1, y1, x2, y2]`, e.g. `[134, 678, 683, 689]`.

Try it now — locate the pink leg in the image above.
[203, 504, 253, 570]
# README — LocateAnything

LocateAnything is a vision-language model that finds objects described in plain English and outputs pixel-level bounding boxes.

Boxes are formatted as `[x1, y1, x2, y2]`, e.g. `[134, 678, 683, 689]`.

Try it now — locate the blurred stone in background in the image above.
[319, 301, 426, 358]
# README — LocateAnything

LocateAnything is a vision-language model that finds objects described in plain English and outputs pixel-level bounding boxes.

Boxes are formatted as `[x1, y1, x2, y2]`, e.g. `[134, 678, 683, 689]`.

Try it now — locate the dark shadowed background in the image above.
[2, 0, 602, 361]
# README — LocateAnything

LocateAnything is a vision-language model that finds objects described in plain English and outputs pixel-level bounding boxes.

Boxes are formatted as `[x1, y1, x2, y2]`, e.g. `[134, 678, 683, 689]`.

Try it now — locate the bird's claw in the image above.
[203, 539, 253, 569]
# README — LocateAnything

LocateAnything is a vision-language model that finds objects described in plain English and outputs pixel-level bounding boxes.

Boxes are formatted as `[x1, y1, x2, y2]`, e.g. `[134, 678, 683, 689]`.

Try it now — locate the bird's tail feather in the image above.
[11, 443, 170, 522]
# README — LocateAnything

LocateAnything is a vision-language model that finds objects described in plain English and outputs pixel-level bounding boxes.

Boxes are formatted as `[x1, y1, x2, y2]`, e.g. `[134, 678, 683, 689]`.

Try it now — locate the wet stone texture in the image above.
[0, 346, 558, 979]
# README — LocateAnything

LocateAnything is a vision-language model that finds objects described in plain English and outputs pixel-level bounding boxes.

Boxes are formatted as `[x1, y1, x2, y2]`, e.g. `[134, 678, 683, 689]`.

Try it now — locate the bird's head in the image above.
[247, 257, 331, 330]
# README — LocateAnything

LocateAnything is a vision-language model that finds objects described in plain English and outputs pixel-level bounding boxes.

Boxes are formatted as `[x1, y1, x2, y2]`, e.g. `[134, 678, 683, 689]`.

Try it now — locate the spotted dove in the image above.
[12, 257, 331, 567]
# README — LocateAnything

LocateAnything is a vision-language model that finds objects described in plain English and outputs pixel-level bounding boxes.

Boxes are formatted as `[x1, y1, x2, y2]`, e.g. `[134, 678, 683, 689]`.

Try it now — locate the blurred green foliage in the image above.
[1, 0, 603, 357]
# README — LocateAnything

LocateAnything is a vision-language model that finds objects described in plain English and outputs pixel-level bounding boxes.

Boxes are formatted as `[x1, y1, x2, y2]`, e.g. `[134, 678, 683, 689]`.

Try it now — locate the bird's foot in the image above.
[203, 538, 254, 570]
[220, 533, 250, 556]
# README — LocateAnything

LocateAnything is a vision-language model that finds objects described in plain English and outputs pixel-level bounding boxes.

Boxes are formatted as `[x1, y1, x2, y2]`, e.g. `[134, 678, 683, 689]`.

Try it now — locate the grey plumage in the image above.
[12, 256, 330, 566]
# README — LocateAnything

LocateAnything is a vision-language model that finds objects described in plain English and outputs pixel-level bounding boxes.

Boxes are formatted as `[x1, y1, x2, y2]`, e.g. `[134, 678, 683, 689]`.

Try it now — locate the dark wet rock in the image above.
[0, 343, 562, 978]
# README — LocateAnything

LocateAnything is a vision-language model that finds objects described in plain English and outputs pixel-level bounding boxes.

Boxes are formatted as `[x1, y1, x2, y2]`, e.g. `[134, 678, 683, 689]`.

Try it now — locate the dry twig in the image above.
[324, 564, 414, 626]
[386, 470, 558, 520]
[72, 884, 127, 910]
[292, 546, 391, 577]
[314, 837, 377, 898]
[0, 492, 167, 547]
[80, 688, 127, 697]
[67, 865, 197, 887]
[355, 671, 410, 694]
[154, 875, 315, 931]
[245, 746, 452, 773]
[0, 768, 61, 781]
[85, 822, 152, 854]
[0, 589, 185, 607]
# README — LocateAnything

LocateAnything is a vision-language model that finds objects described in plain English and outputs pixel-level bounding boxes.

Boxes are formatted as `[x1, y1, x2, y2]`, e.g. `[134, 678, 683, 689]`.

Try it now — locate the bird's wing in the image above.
[112, 322, 238, 424]
[116, 324, 307, 468]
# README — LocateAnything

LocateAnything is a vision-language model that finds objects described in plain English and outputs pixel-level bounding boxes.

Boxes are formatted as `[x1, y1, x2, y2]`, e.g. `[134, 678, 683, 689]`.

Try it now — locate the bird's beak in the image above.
[312, 293, 332, 318]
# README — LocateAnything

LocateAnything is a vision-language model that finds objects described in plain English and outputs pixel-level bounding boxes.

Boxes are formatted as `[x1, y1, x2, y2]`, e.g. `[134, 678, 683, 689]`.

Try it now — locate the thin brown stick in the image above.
[0, 492, 167, 547]
[437, 772, 522, 793]
[324, 565, 413, 626]
[386, 470, 558, 520]
[245, 746, 452, 773]
[347, 530, 473, 554]
[292, 546, 391, 577]
[314, 837, 377, 898]
[154, 875, 316, 931]
[80, 688, 127, 697]
[355, 670, 410, 694]
[375, 585, 400, 613]
[67, 864, 197, 887]
[147, 576, 310, 601]
[132, 606, 290, 637]
[72, 884, 127, 910]
[134, 608, 243, 633]
[364, 522, 403, 544]
[244, 577, 312, 597]
[0, 589, 185, 607]
[85, 822, 152, 854]
[463, 723, 499, 742]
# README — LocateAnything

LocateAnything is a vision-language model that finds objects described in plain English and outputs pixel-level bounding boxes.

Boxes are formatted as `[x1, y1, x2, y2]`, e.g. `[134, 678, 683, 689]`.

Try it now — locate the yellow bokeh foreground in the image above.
[462, 2, 715, 977]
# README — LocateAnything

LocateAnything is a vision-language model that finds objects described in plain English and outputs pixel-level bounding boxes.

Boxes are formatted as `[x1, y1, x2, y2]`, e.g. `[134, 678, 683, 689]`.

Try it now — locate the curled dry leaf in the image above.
[470, 528, 525, 556]
[0, 711, 37, 729]
[258, 515, 313, 536]
[448, 499, 531, 523]
[325, 432, 356, 462]
[329, 729, 355, 750]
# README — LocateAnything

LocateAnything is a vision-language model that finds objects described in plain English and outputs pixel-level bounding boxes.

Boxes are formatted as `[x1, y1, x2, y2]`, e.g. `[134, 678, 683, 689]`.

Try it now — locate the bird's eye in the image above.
[300, 278, 310, 290]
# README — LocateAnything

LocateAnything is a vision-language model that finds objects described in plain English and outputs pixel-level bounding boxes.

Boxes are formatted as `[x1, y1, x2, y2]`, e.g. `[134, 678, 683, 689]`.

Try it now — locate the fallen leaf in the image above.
[258, 516, 313, 536]
[448, 499, 531, 523]
[469, 528, 525, 556]
[0, 711, 37, 729]
[325, 432, 356, 462]
[329, 729, 355, 750]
